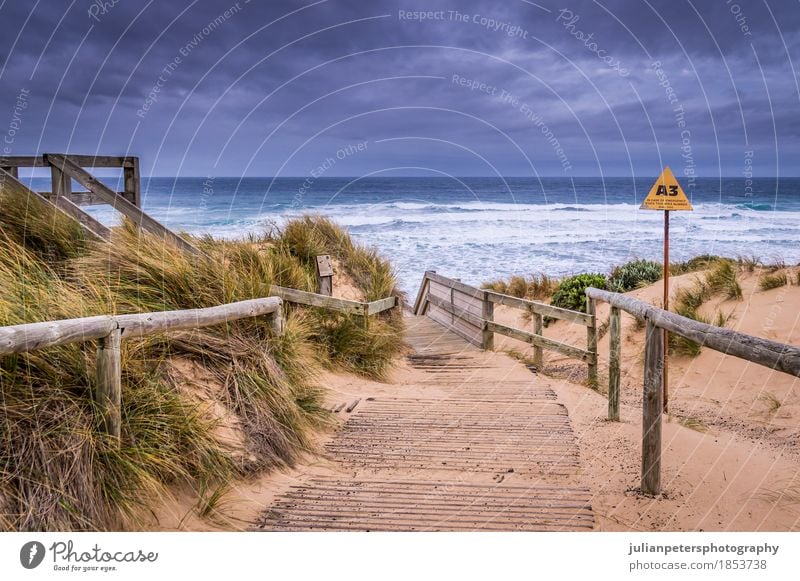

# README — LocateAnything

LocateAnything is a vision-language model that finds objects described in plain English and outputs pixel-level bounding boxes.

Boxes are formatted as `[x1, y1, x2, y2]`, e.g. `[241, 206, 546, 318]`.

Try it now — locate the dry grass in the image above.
[0, 185, 402, 531]
[482, 273, 557, 300]
[759, 271, 788, 291]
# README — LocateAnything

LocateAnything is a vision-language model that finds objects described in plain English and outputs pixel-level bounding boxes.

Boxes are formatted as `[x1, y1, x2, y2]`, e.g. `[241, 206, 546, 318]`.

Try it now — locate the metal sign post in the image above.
[640, 166, 693, 412]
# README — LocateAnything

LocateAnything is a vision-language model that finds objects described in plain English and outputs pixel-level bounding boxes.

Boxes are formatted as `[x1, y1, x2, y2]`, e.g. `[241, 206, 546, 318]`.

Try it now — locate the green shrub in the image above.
[608, 259, 662, 292]
[550, 273, 607, 313]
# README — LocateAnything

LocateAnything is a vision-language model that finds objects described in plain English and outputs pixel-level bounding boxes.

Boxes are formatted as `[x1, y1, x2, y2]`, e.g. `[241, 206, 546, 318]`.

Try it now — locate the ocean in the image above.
[25, 176, 800, 294]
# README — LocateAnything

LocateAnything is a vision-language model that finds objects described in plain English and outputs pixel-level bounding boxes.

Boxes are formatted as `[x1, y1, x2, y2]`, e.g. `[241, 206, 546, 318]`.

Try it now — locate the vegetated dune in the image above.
[492, 266, 800, 530]
[0, 180, 404, 531]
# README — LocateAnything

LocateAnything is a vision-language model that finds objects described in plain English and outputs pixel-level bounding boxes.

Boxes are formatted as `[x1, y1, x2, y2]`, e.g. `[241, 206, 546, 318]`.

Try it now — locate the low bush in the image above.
[759, 271, 788, 290]
[550, 273, 607, 313]
[608, 259, 662, 292]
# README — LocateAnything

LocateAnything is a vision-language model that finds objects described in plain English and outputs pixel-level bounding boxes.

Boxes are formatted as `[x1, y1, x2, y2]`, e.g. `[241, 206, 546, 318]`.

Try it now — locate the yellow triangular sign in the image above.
[640, 166, 693, 211]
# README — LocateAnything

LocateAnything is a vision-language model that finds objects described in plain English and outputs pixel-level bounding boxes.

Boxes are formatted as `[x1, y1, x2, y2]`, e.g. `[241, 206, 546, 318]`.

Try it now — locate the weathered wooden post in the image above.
[50, 163, 71, 200]
[642, 319, 664, 495]
[95, 328, 122, 443]
[123, 157, 141, 207]
[315, 254, 333, 296]
[268, 301, 284, 336]
[608, 306, 621, 421]
[532, 311, 544, 368]
[481, 291, 494, 351]
[586, 297, 598, 386]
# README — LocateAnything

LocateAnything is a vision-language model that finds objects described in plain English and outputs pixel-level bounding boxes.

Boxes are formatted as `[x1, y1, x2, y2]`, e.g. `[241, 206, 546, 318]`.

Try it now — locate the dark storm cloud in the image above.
[0, 0, 798, 177]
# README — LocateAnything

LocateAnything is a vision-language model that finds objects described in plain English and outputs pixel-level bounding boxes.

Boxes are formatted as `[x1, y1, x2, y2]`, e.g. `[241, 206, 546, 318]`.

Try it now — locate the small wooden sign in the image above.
[316, 255, 334, 277]
[640, 166, 693, 211]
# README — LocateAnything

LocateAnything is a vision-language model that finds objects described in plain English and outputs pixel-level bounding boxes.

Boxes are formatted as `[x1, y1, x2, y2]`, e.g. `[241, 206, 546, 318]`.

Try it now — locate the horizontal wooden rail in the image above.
[484, 290, 594, 326]
[269, 285, 397, 317]
[413, 271, 596, 372]
[0, 155, 137, 168]
[586, 287, 800, 377]
[485, 321, 593, 362]
[0, 297, 284, 356]
[586, 286, 800, 496]
[0, 297, 284, 442]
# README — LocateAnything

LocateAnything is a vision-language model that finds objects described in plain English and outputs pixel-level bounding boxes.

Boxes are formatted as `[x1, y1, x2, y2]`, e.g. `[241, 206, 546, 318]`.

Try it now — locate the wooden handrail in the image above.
[413, 271, 596, 370]
[585, 286, 800, 496]
[269, 285, 397, 318]
[586, 287, 800, 377]
[0, 297, 284, 442]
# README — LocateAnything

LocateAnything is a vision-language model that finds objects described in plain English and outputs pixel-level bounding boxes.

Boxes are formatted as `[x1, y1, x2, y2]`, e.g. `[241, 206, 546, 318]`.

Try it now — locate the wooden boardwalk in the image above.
[256, 315, 594, 531]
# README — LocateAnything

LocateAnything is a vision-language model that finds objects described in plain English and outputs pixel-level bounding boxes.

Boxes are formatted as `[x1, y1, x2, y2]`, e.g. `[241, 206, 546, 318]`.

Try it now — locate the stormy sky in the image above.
[1, 0, 798, 177]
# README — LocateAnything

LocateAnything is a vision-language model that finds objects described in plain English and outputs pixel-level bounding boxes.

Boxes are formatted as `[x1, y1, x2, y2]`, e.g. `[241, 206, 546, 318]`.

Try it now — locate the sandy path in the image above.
[254, 315, 594, 531]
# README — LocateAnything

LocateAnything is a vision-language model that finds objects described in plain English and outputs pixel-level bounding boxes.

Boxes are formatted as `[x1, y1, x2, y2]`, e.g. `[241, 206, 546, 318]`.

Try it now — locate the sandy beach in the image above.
[147, 264, 800, 532]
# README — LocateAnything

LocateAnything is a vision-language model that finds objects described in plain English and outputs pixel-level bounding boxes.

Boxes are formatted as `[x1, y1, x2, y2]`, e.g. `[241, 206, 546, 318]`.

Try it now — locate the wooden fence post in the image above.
[532, 311, 544, 368]
[123, 157, 141, 207]
[95, 328, 122, 443]
[586, 297, 598, 385]
[50, 164, 71, 200]
[642, 319, 664, 495]
[608, 306, 621, 421]
[315, 255, 333, 296]
[269, 302, 284, 336]
[481, 291, 494, 351]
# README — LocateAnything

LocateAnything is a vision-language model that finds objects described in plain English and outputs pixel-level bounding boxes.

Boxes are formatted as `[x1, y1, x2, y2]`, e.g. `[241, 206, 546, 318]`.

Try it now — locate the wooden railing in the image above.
[0, 297, 284, 443]
[413, 271, 597, 378]
[270, 285, 397, 326]
[585, 286, 800, 496]
[0, 153, 202, 255]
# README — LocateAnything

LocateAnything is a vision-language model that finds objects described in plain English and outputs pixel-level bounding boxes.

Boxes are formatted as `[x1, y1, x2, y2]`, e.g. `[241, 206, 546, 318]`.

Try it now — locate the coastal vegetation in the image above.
[0, 185, 402, 531]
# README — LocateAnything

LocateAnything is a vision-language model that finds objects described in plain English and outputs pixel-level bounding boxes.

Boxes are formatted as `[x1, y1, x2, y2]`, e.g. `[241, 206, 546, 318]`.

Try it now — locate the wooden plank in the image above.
[481, 291, 494, 351]
[486, 321, 591, 362]
[427, 280, 452, 302]
[45, 154, 201, 255]
[586, 287, 800, 378]
[608, 306, 621, 421]
[485, 291, 593, 326]
[1, 155, 134, 168]
[270, 285, 367, 315]
[345, 399, 361, 413]
[42, 191, 136, 206]
[52, 196, 112, 240]
[425, 272, 484, 300]
[0, 297, 282, 354]
[642, 320, 664, 495]
[426, 294, 486, 330]
[412, 273, 432, 315]
[586, 297, 598, 384]
[532, 312, 544, 368]
[367, 296, 397, 315]
[426, 304, 483, 347]
[0, 168, 107, 241]
[452, 289, 483, 317]
[116, 297, 283, 338]
[95, 328, 122, 442]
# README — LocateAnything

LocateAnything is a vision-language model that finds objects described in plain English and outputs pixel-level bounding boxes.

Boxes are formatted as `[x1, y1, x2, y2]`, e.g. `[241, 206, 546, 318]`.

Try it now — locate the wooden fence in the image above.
[413, 271, 597, 377]
[0, 154, 201, 255]
[270, 285, 397, 326]
[0, 297, 284, 443]
[586, 286, 800, 495]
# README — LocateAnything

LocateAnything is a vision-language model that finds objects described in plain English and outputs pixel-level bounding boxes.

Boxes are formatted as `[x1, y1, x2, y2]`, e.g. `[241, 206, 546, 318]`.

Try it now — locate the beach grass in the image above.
[759, 271, 788, 291]
[0, 186, 402, 531]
